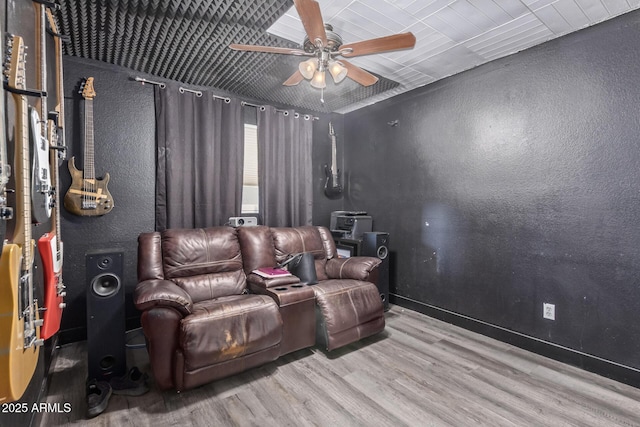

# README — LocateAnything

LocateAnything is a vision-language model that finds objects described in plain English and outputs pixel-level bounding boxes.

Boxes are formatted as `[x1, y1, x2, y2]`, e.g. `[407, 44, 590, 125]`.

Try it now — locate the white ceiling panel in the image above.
[490, 0, 531, 18]
[601, 0, 633, 15]
[552, 0, 592, 27]
[576, 0, 612, 20]
[266, 0, 640, 113]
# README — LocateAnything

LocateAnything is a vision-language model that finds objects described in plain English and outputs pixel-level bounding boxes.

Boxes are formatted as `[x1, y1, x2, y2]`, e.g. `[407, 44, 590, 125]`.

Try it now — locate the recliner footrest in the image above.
[312, 279, 385, 351]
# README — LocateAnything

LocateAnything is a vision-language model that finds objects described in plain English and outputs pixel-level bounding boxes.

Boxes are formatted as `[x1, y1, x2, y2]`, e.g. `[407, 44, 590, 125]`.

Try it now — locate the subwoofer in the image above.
[86, 250, 126, 381]
[362, 232, 390, 311]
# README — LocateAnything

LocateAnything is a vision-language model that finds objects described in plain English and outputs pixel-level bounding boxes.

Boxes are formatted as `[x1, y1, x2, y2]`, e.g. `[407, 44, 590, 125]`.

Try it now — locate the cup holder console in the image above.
[274, 284, 306, 291]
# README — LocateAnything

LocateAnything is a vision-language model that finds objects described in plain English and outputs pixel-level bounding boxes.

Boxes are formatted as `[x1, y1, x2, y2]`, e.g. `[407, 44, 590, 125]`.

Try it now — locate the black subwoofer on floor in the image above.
[86, 249, 126, 381]
[362, 232, 390, 311]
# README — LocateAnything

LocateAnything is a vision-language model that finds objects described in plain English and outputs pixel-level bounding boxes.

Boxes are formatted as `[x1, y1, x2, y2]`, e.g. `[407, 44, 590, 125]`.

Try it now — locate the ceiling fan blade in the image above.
[340, 33, 416, 58]
[294, 0, 327, 48]
[230, 44, 309, 56]
[340, 60, 378, 87]
[283, 70, 305, 86]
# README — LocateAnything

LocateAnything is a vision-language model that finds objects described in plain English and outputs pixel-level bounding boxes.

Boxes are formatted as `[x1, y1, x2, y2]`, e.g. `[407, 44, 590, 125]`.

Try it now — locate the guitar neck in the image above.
[331, 135, 337, 172]
[47, 7, 66, 156]
[84, 98, 95, 180]
[47, 121, 62, 240]
[0, 33, 7, 191]
[11, 84, 33, 267]
[38, 4, 48, 141]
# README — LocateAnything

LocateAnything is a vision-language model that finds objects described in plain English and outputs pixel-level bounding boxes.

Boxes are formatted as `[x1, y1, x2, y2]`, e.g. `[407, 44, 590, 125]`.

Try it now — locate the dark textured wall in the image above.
[59, 57, 156, 342]
[343, 10, 640, 370]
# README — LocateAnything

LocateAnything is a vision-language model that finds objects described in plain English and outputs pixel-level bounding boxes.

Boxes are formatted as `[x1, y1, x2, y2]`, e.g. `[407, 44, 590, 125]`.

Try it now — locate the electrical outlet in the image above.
[543, 303, 555, 320]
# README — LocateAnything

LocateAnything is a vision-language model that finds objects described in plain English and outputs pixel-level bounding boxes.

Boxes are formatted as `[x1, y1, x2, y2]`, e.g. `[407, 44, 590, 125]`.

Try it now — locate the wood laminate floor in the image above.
[41, 306, 640, 426]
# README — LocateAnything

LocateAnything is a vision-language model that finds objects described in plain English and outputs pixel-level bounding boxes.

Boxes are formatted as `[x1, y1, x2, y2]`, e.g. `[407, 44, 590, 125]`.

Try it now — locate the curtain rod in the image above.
[134, 76, 318, 120]
[134, 76, 166, 89]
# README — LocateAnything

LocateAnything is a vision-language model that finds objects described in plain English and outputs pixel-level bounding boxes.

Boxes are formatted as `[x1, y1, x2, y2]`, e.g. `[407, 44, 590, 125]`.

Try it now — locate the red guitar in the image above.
[38, 9, 67, 340]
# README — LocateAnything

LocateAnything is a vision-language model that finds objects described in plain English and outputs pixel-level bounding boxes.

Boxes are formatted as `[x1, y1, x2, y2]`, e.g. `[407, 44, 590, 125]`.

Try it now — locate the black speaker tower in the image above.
[86, 249, 126, 381]
[362, 232, 390, 311]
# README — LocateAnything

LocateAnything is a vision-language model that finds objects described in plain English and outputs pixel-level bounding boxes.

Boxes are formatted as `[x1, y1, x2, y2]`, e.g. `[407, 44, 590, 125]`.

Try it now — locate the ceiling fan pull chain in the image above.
[320, 87, 324, 104]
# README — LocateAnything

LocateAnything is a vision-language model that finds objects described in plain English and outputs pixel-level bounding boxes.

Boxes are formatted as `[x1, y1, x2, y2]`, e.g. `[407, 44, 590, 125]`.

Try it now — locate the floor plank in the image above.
[39, 306, 640, 426]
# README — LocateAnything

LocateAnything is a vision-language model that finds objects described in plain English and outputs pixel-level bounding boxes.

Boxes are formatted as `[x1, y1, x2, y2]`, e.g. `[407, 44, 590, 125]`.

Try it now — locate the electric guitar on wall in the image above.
[39, 8, 68, 340]
[1, 35, 44, 403]
[64, 77, 114, 216]
[324, 121, 343, 199]
[30, 1, 53, 224]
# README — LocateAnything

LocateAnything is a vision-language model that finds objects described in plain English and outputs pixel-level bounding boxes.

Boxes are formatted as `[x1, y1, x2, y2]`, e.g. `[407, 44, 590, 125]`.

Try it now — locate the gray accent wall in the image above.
[341, 10, 640, 371]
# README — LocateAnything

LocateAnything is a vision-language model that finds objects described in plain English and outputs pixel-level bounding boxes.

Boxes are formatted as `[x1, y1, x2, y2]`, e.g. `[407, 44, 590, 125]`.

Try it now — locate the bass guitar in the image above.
[39, 8, 67, 340]
[1, 34, 44, 403]
[64, 77, 114, 216]
[324, 121, 342, 199]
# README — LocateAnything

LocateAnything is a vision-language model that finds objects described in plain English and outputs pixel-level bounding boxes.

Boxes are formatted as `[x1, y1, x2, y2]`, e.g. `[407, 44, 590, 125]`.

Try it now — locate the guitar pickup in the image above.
[36, 182, 50, 193]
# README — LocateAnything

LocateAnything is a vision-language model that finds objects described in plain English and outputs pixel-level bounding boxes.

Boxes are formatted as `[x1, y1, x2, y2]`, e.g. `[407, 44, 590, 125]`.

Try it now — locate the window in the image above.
[241, 123, 259, 214]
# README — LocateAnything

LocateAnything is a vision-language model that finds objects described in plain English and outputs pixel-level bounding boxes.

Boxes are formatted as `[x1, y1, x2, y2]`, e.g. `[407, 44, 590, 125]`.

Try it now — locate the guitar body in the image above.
[324, 164, 343, 199]
[38, 234, 64, 340]
[28, 107, 52, 223]
[64, 156, 114, 216]
[0, 244, 40, 402]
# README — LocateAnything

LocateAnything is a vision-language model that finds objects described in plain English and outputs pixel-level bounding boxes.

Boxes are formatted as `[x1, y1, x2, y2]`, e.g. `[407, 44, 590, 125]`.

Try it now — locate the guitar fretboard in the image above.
[83, 98, 97, 209]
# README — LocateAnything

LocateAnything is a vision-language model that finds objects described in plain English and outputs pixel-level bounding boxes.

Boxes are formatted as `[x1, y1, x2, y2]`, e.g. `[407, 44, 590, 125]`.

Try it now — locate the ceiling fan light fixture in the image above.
[328, 60, 347, 83]
[310, 69, 326, 89]
[299, 58, 317, 80]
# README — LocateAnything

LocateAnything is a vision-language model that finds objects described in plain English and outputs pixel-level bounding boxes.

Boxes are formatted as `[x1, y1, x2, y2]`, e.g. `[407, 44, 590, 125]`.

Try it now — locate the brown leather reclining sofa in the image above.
[135, 225, 385, 391]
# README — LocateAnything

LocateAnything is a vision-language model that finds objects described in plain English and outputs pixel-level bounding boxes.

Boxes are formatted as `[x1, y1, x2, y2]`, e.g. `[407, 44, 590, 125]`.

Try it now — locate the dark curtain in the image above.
[155, 84, 244, 230]
[257, 106, 313, 226]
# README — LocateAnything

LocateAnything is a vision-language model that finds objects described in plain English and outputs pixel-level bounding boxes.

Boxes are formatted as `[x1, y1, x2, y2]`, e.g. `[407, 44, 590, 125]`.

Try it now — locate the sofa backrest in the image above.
[138, 225, 341, 301]
[140, 227, 246, 303]
[237, 225, 278, 274]
[270, 226, 335, 281]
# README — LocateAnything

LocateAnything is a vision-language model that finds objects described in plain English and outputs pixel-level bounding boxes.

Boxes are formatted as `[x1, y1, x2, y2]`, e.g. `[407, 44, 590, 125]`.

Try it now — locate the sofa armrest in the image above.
[326, 256, 382, 281]
[134, 279, 193, 316]
[247, 272, 300, 290]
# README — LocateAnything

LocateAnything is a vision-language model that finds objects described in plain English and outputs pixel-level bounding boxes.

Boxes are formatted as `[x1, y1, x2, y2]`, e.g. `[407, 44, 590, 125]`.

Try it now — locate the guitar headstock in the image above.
[80, 77, 96, 100]
[4, 35, 26, 91]
[329, 121, 334, 136]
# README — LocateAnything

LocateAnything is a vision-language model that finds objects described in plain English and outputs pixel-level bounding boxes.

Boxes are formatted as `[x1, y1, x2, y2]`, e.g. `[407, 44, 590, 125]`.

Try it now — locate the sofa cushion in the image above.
[271, 226, 328, 281]
[161, 227, 246, 302]
[237, 225, 278, 274]
[180, 294, 282, 371]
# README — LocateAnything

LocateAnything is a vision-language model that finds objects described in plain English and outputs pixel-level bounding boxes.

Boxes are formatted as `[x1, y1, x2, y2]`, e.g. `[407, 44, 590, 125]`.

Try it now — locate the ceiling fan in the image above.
[229, 0, 416, 90]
